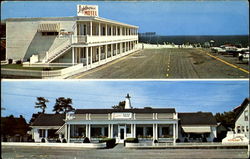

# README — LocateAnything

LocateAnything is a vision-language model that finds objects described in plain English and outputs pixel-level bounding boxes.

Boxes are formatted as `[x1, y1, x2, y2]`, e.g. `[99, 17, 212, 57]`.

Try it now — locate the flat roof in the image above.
[5, 16, 139, 28]
[75, 108, 176, 114]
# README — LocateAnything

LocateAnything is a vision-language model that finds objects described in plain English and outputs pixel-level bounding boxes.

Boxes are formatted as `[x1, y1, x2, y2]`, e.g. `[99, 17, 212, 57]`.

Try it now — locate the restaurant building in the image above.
[31, 94, 217, 143]
[5, 5, 139, 69]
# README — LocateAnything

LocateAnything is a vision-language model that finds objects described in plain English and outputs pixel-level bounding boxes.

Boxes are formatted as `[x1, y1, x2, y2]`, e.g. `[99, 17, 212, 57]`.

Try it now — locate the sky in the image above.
[1, 1, 249, 35]
[1, 80, 249, 121]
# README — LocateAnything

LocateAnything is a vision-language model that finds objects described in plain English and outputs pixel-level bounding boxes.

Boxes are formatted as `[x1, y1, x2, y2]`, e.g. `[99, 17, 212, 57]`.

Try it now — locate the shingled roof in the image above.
[178, 112, 217, 126]
[31, 114, 65, 126]
[234, 98, 249, 121]
[75, 108, 176, 114]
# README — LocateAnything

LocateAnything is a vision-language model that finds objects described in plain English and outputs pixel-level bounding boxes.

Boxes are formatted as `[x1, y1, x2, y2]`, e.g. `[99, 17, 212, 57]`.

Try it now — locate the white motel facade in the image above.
[31, 95, 217, 143]
[5, 5, 139, 69]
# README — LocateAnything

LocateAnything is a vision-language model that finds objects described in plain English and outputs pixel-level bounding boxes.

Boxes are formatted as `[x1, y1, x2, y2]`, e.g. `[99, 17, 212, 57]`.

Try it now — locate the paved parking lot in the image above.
[71, 48, 249, 79]
[2, 145, 248, 159]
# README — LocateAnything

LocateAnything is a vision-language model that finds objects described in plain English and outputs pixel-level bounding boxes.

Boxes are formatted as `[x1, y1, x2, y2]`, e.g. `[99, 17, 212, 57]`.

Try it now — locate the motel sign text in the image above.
[77, 5, 99, 17]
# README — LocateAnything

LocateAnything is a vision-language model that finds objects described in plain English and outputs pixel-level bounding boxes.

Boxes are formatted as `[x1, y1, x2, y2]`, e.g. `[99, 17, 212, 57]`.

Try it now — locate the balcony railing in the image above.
[71, 35, 138, 44]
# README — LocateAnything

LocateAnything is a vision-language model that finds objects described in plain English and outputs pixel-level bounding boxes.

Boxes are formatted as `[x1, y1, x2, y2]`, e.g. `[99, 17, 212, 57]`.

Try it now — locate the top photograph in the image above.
[1, 1, 249, 79]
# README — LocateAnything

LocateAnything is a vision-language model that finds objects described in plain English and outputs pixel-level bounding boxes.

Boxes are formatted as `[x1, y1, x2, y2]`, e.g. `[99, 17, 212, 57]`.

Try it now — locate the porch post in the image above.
[98, 46, 101, 64]
[173, 124, 176, 143]
[153, 124, 155, 140]
[90, 47, 93, 66]
[133, 124, 136, 138]
[125, 42, 127, 53]
[67, 124, 70, 143]
[86, 124, 88, 138]
[86, 47, 89, 68]
[88, 124, 91, 138]
[111, 25, 113, 36]
[176, 122, 179, 141]
[111, 124, 113, 138]
[98, 23, 101, 36]
[116, 43, 118, 56]
[155, 124, 158, 140]
[108, 124, 111, 138]
[45, 129, 48, 140]
[65, 124, 67, 141]
[72, 47, 75, 65]
[111, 44, 113, 59]
[105, 45, 108, 61]
[90, 21, 92, 36]
[105, 24, 108, 36]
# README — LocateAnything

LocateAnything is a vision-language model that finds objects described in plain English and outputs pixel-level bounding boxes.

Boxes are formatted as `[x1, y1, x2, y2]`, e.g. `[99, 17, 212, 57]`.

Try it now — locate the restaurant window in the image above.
[136, 127, 143, 138]
[48, 129, 58, 138]
[126, 125, 131, 134]
[39, 129, 46, 138]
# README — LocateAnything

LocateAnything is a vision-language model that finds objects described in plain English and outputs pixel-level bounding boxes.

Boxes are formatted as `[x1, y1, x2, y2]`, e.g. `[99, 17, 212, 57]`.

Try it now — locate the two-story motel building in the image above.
[5, 5, 139, 69]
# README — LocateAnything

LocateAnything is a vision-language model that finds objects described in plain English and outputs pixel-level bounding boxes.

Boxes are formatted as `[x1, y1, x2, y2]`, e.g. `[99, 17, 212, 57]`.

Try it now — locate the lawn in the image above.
[1, 64, 65, 71]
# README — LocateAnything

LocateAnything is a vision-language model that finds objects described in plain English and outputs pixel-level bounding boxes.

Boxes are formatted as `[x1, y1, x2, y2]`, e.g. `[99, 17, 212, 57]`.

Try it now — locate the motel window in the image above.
[42, 32, 59, 36]
[242, 126, 245, 132]
[39, 129, 46, 138]
[244, 111, 248, 121]
[246, 126, 249, 132]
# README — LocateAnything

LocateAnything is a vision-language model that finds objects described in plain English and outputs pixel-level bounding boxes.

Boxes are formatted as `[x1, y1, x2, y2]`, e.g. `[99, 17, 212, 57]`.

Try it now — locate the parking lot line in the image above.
[200, 49, 249, 74]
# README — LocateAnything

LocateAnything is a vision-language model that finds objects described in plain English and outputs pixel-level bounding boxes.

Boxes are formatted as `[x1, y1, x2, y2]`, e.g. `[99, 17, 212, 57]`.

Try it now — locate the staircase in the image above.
[44, 39, 72, 63]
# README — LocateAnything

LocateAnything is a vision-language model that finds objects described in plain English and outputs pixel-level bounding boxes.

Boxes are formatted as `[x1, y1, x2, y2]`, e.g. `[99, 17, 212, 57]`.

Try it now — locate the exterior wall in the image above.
[235, 104, 249, 138]
[6, 19, 75, 61]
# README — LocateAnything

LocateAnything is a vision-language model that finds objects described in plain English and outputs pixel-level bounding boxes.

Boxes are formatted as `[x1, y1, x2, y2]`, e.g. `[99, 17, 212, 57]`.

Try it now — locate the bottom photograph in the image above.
[1, 80, 249, 159]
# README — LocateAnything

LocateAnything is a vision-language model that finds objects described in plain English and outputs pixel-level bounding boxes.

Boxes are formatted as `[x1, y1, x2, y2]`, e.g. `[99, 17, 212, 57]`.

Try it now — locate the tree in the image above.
[112, 101, 125, 109]
[34, 97, 49, 114]
[215, 111, 236, 129]
[53, 97, 75, 114]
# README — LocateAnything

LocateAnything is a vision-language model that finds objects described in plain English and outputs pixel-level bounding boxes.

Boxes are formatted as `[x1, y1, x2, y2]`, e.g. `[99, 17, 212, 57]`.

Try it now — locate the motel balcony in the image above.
[70, 35, 139, 44]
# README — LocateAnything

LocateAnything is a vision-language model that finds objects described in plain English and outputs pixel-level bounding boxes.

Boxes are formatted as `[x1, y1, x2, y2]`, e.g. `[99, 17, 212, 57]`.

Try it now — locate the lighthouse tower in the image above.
[125, 93, 132, 109]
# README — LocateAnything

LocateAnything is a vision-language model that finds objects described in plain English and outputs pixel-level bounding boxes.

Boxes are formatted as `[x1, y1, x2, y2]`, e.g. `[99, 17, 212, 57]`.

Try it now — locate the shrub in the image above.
[16, 60, 22, 64]
[202, 137, 207, 142]
[99, 138, 116, 148]
[83, 137, 90, 143]
[43, 67, 51, 71]
[56, 139, 61, 143]
[8, 59, 13, 64]
[41, 138, 45, 143]
[154, 139, 158, 143]
[213, 138, 218, 142]
[62, 138, 67, 143]
[124, 138, 139, 146]
[176, 139, 180, 143]
[184, 138, 188, 142]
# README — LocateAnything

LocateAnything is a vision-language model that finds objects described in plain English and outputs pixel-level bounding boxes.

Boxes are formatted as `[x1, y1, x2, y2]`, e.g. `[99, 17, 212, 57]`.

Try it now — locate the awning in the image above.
[182, 126, 211, 133]
[55, 124, 65, 134]
[38, 23, 60, 32]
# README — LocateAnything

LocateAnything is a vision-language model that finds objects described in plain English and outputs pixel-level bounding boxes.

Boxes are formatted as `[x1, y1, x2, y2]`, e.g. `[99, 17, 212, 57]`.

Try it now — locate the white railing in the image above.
[71, 35, 138, 44]
[45, 39, 72, 63]
[23, 62, 74, 68]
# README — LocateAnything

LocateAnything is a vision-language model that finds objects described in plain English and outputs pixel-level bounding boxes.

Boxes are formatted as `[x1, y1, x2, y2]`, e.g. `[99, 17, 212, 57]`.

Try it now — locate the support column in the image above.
[90, 21, 92, 36]
[111, 124, 113, 138]
[98, 46, 101, 64]
[108, 124, 111, 138]
[65, 124, 68, 140]
[120, 43, 122, 55]
[131, 124, 134, 138]
[86, 47, 89, 68]
[133, 124, 136, 138]
[105, 45, 108, 61]
[155, 124, 158, 140]
[116, 43, 118, 56]
[173, 124, 176, 143]
[116, 26, 118, 36]
[153, 124, 155, 140]
[105, 24, 108, 36]
[86, 124, 88, 138]
[90, 47, 93, 66]
[45, 129, 48, 139]
[88, 124, 91, 138]
[176, 122, 178, 141]
[111, 44, 113, 59]
[111, 25, 113, 36]
[125, 42, 127, 53]
[72, 47, 75, 65]
[99, 23, 101, 36]
[67, 124, 70, 143]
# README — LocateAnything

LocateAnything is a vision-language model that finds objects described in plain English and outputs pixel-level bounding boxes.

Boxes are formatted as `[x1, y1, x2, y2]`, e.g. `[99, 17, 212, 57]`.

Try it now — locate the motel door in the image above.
[118, 125, 126, 142]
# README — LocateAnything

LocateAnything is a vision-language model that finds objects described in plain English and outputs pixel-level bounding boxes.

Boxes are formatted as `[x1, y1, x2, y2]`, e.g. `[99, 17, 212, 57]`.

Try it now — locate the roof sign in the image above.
[77, 5, 99, 17]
